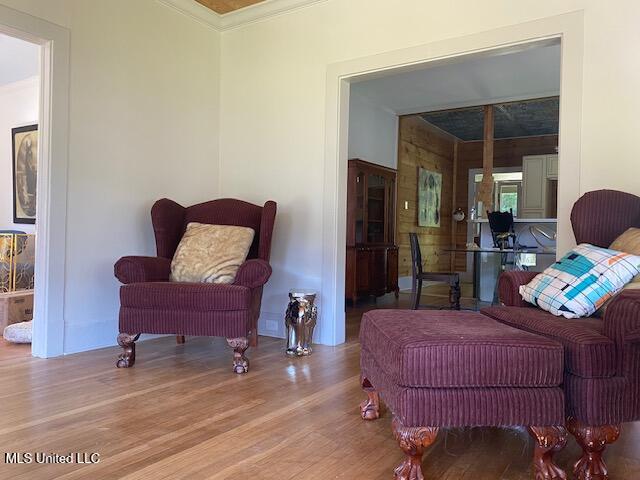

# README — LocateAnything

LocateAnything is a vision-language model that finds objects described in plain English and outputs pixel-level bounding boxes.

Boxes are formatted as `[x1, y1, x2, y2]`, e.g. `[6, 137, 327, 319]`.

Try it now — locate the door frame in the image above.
[0, 6, 70, 357]
[322, 12, 584, 346]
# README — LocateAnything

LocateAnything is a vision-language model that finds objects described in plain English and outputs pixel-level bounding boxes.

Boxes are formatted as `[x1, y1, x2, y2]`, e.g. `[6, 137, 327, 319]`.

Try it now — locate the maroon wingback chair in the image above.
[114, 198, 277, 374]
[482, 189, 640, 480]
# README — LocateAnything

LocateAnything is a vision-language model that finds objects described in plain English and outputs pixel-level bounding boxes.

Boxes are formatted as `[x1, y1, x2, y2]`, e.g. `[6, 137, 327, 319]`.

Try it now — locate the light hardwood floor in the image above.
[0, 293, 638, 479]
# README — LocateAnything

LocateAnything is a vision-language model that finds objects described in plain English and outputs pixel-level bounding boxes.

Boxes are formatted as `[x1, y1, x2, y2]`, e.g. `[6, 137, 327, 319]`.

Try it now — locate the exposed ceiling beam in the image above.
[478, 105, 495, 211]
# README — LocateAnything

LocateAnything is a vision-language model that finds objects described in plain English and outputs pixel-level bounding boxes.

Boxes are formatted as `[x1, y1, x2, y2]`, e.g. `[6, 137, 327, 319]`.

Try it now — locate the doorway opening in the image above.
[0, 33, 40, 358]
[320, 13, 584, 347]
[343, 40, 561, 337]
[0, 5, 71, 358]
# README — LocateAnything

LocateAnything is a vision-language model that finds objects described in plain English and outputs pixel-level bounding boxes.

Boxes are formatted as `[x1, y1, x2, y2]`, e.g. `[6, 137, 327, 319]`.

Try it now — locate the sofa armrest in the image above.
[234, 259, 272, 289]
[114, 256, 171, 284]
[497, 271, 539, 306]
[627, 330, 640, 344]
[609, 295, 640, 378]
[603, 289, 640, 345]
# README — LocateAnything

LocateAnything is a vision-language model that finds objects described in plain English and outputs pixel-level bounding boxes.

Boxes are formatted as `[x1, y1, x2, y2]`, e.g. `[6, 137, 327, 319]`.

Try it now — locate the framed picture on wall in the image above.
[12, 124, 38, 224]
[418, 167, 442, 228]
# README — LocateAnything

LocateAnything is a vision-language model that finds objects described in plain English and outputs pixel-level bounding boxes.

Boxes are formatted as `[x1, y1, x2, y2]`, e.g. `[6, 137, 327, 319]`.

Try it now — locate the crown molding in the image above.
[157, 0, 223, 29]
[220, 0, 328, 30]
[157, 0, 328, 31]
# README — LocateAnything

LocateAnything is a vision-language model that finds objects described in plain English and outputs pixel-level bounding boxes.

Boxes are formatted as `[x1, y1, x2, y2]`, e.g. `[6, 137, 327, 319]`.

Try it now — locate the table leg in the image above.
[473, 251, 480, 309]
[492, 251, 508, 305]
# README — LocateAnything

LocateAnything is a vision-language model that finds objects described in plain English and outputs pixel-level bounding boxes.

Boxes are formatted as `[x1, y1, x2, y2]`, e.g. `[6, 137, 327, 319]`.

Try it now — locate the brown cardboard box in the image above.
[0, 290, 34, 330]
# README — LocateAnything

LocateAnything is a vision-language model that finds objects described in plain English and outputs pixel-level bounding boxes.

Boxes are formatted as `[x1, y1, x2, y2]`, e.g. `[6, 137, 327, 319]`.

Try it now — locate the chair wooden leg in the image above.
[116, 333, 140, 368]
[567, 418, 621, 480]
[392, 416, 439, 480]
[226, 337, 250, 374]
[528, 426, 568, 480]
[411, 279, 422, 310]
[176, 335, 185, 344]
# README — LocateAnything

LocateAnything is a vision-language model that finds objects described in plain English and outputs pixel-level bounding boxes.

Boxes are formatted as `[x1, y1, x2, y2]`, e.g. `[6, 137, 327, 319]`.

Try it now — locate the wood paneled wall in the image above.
[452, 135, 559, 270]
[396, 115, 558, 275]
[397, 116, 455, 276]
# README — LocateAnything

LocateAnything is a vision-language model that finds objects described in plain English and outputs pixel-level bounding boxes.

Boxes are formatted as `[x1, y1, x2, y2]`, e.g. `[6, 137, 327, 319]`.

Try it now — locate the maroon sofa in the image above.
[114, 198, 276, 374]
[483, 189, 640, 480]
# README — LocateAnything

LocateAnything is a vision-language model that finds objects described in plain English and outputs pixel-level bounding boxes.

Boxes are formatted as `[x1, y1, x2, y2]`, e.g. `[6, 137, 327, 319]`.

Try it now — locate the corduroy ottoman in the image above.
[359, 310, 567, 480]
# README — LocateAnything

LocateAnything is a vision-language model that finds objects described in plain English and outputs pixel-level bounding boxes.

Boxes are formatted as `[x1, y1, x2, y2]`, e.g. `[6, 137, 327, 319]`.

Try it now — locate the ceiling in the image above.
[195, 0, 265, 14]
[351, 42, 561, 116]
[0, 34, 39, 87]
[421, 97, 559, 141]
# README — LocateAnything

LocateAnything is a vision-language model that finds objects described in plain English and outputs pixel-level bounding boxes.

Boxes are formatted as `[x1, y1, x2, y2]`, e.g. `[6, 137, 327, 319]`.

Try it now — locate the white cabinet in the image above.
[522, 154, 558, 218]
[546, 154, 558, 179]
[522, 155, 547, 218]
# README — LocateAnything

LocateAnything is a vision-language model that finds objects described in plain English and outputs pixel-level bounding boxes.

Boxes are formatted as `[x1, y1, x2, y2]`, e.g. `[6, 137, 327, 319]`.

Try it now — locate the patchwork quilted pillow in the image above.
[170, 223, 255, 284]
[520, 243, 640, 318]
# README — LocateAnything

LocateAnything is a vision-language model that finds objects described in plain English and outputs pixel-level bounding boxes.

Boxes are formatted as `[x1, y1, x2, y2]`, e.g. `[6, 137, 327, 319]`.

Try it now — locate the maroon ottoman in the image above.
[359, 310, 567, 480]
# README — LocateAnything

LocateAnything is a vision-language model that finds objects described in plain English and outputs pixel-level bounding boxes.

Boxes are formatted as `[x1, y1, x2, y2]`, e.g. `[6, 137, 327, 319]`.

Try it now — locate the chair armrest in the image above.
[233, 259, 272, 289]
[114, 256, 171, 284]
[497, 271, 539, 306]
[603, 290, 640, 345]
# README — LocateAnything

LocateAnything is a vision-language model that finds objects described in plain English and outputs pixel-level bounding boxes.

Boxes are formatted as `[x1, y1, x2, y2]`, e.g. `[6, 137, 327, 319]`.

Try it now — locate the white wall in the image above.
[347, 91, 397, 169]
[3, 0, 640, 352]
[219, 0, 640, 344]
[0, 76, 38, 233]
[0, 0, 221, 353]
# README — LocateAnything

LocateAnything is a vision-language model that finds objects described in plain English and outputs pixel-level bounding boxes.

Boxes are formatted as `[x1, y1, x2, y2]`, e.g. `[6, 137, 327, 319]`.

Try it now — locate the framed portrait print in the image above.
[418, 167, 442, 228]
[12, 124, 38, 224]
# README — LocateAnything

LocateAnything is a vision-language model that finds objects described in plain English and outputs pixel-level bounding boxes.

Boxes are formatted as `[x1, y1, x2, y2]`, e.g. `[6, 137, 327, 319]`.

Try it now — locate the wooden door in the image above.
[345, 247, 357, 303]
[386, 247, 398, 293]
[356, 248, 370, 294]
[367, 247, 387, 296]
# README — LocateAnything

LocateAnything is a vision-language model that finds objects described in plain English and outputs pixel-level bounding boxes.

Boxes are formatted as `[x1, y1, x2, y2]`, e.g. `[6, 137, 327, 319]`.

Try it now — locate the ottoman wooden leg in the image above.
[392, 417, 439, 480]
[527, 426, 568, 480]
[360, 377, 380, 420]
[360, 391, 380, 420]
[567, 418, 621, 480]
[116, 333, 140, 368]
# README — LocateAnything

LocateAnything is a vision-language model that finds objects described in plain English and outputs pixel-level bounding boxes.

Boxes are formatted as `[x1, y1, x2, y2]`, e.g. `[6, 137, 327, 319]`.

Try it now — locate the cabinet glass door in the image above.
[366, 173, 386, 243]
[355, 170, 365, 243]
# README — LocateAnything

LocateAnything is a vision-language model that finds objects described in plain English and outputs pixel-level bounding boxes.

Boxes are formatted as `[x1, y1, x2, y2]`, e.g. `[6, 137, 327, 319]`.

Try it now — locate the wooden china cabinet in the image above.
[346, 159, 399, 304]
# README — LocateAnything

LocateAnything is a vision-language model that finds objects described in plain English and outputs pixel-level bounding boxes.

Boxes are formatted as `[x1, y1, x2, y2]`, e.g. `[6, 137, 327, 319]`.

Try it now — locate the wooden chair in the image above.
[486, 209, 516, 304]
[486, 209, 516, 249]
[409, 233, 461, 310]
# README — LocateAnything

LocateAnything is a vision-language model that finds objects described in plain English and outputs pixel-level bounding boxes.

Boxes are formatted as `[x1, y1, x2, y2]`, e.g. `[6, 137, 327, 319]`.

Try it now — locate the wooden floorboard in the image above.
[0, 292, 638, 479]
